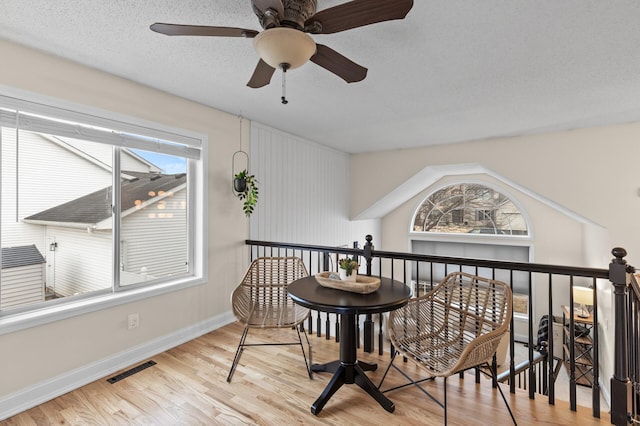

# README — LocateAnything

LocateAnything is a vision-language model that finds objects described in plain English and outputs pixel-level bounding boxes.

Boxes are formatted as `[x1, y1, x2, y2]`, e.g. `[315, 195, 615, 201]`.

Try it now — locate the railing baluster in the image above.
[527, 271, 535, 400]
[547, 273, 555, 405]
[316, 312, 322, 338]
[509, 269, 516, 394]
[378, 313, 384, 356]
[592, 276, 600, 418]
[325, 313, 331, 340]
[568, 276, 577, 411]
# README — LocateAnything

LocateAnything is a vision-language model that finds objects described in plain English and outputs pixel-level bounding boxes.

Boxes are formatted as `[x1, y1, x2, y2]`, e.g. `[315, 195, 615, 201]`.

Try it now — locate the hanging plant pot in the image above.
[233, 176, 247, 194]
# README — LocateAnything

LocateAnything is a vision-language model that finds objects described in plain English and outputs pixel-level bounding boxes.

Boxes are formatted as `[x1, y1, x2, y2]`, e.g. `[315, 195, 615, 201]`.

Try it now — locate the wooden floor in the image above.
[4, 322, 610, 425]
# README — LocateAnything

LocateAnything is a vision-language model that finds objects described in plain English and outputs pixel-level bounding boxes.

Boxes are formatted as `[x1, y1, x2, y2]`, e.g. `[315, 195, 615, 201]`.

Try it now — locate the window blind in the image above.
[0, 96, 201, 160]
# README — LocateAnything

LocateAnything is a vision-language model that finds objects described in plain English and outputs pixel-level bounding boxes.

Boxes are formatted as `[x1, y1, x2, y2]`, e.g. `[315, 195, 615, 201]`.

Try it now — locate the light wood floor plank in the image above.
[3, 321, 610, 425]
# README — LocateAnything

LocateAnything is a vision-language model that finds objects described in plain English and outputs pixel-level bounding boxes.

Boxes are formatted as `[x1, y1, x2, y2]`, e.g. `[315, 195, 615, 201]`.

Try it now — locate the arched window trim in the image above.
[409, 177, 533, 241]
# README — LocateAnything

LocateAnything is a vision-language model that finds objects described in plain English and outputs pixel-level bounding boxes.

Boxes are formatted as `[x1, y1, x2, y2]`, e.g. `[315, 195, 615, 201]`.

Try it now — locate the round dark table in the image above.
[288, 275, 411, 415]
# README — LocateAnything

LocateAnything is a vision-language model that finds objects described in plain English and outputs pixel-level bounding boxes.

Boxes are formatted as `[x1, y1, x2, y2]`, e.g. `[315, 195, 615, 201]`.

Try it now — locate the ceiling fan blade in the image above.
[150, 23, 258, 38]
[252, 0, 284, 18]
[247, 59, 276, 88]
[310, 44, 367, 83]
[305, 0, 414, 34]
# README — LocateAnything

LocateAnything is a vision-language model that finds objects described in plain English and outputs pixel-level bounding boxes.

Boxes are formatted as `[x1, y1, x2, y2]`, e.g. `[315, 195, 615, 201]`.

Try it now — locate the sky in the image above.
[131, 149, 186, 174]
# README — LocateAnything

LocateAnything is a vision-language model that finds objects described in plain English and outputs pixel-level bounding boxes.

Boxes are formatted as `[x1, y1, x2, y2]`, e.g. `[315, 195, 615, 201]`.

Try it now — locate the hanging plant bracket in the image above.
[231, 117, 259, 217]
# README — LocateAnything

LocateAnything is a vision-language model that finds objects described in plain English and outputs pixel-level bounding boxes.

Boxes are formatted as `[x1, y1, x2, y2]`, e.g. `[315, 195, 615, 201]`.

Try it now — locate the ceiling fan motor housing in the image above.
[282, 0, 317, 29]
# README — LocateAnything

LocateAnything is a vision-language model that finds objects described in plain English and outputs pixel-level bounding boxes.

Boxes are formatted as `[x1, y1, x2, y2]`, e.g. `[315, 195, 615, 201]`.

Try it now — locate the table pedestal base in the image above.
[311, 360, 394, 415]
[287, 277, 410, 416]
[310, 313, 395, 415]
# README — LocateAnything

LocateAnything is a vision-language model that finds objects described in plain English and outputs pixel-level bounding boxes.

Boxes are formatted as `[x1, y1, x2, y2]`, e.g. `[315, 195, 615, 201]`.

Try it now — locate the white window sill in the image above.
[0, 276, 206, 336]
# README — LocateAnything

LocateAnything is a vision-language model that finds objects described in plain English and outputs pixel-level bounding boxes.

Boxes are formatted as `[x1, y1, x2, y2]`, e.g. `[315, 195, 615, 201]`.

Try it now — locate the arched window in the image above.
[412, 183, 528, 236]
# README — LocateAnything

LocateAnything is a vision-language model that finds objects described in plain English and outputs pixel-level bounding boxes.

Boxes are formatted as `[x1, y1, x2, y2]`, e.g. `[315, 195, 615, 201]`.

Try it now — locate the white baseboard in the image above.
[0, 311, 235, 421]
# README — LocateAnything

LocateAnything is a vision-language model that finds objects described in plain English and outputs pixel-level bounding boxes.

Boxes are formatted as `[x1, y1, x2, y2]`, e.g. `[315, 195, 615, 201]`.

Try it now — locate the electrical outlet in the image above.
[127, 313, 139, 329]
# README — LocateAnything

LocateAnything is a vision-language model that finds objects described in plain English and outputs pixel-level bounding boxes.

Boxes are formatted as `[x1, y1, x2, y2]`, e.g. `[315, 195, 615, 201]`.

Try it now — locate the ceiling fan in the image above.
[150, 0, 414, 100]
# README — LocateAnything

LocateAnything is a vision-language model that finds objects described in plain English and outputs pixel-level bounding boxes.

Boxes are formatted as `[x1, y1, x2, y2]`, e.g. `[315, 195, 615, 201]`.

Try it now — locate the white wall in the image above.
[249, 122, 380, 250]
[351, 129, 640, 407]
[0, 39, 376, 419]
[351, 130, 640, 265]
[0, 38, 248, 416]
[2, 33, 634, 417]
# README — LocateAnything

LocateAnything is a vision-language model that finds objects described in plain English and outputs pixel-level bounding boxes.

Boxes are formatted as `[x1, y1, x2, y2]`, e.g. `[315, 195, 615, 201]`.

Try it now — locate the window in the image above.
[451, 209, 464, 225]
[476, 209, 495, 223]
[0, 94, 206, 319]
[411, 183, 531, 315]
[412, 183, 528, 236]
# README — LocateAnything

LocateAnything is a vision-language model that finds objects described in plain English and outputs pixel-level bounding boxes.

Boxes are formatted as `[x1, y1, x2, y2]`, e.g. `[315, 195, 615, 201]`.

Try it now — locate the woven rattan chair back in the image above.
[389, 271, 512, 377]
[227, 257, 312, 382]
[381, 271, 516, 424]
[231, 256, 310, 328]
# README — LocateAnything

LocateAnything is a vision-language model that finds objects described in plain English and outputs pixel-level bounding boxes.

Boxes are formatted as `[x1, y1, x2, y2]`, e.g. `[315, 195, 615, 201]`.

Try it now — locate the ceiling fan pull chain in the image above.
[281, 63, 289, 104]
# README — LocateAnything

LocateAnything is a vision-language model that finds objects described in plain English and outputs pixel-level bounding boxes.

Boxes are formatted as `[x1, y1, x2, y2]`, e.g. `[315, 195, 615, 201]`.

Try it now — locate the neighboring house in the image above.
[1, 130, 167, 303]
[23, 171, 188, 297]
[1, 131, 161, 250]
[0, 245, 46, 310]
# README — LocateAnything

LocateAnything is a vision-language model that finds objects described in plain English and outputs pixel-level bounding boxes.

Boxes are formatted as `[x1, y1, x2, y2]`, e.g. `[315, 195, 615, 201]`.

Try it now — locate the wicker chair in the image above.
[378, 272, 516, 425]
[227, 257, 312, 382]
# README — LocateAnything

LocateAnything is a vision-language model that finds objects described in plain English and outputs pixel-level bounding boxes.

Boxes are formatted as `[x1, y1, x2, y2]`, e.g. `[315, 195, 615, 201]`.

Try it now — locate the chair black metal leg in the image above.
[380, 354, 517, 425]
[443, 376, 448, 425]
[227, 325, 249, 382]
[297, 325, 313, 379]
[227, 323, 313, 383]
[486, 363, 518, 425]
[377, 348, 398, 389]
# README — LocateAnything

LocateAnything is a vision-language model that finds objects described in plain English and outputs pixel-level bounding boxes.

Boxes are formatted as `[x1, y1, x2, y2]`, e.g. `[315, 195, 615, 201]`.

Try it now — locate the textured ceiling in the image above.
[1, 1, 640, 153]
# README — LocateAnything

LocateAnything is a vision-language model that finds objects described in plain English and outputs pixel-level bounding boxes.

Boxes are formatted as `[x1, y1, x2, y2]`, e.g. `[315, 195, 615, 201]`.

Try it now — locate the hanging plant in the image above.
[233, 169, 259, 217]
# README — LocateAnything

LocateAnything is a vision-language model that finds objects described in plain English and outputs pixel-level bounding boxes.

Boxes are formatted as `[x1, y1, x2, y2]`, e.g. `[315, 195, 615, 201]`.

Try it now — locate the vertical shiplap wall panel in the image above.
[249, 122, 380, 248]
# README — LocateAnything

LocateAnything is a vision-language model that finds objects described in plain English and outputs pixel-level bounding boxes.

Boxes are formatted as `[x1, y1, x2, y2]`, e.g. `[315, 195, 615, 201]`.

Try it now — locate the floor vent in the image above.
[107, 360, 157, 384]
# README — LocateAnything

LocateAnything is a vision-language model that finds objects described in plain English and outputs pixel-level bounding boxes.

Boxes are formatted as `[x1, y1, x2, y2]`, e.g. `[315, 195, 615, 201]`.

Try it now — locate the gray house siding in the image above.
[0, 245, 46, 309]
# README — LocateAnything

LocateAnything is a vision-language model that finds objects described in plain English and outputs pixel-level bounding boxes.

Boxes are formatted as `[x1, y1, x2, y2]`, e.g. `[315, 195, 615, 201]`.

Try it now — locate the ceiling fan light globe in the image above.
[254, 27, 316, 70]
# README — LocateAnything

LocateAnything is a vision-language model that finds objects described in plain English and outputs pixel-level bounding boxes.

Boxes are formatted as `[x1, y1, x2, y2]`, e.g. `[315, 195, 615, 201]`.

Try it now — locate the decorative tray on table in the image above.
[314, 272, 381, 294]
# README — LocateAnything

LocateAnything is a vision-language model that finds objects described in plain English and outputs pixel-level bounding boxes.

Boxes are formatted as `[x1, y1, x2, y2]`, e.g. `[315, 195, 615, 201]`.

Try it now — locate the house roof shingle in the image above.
[2, 244, 46, 269]
[24, 172, 186, 226]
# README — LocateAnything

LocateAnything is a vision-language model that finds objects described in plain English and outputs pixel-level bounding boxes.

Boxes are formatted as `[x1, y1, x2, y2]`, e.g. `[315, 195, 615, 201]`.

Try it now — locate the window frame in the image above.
[409, 179, 534, 318]
[0, 89, 208, 335]
[410, 180, 531, 238]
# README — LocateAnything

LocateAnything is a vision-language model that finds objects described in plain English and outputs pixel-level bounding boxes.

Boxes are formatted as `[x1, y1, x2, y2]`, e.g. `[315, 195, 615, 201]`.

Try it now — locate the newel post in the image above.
[363, 234, 373, 276]
[610, 247, 632, 425]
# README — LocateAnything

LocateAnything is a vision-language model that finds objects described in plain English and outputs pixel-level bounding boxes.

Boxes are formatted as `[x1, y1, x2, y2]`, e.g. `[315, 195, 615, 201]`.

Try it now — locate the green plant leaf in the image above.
[234, 169, 259, 217]
[339, 257, 359, 275]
